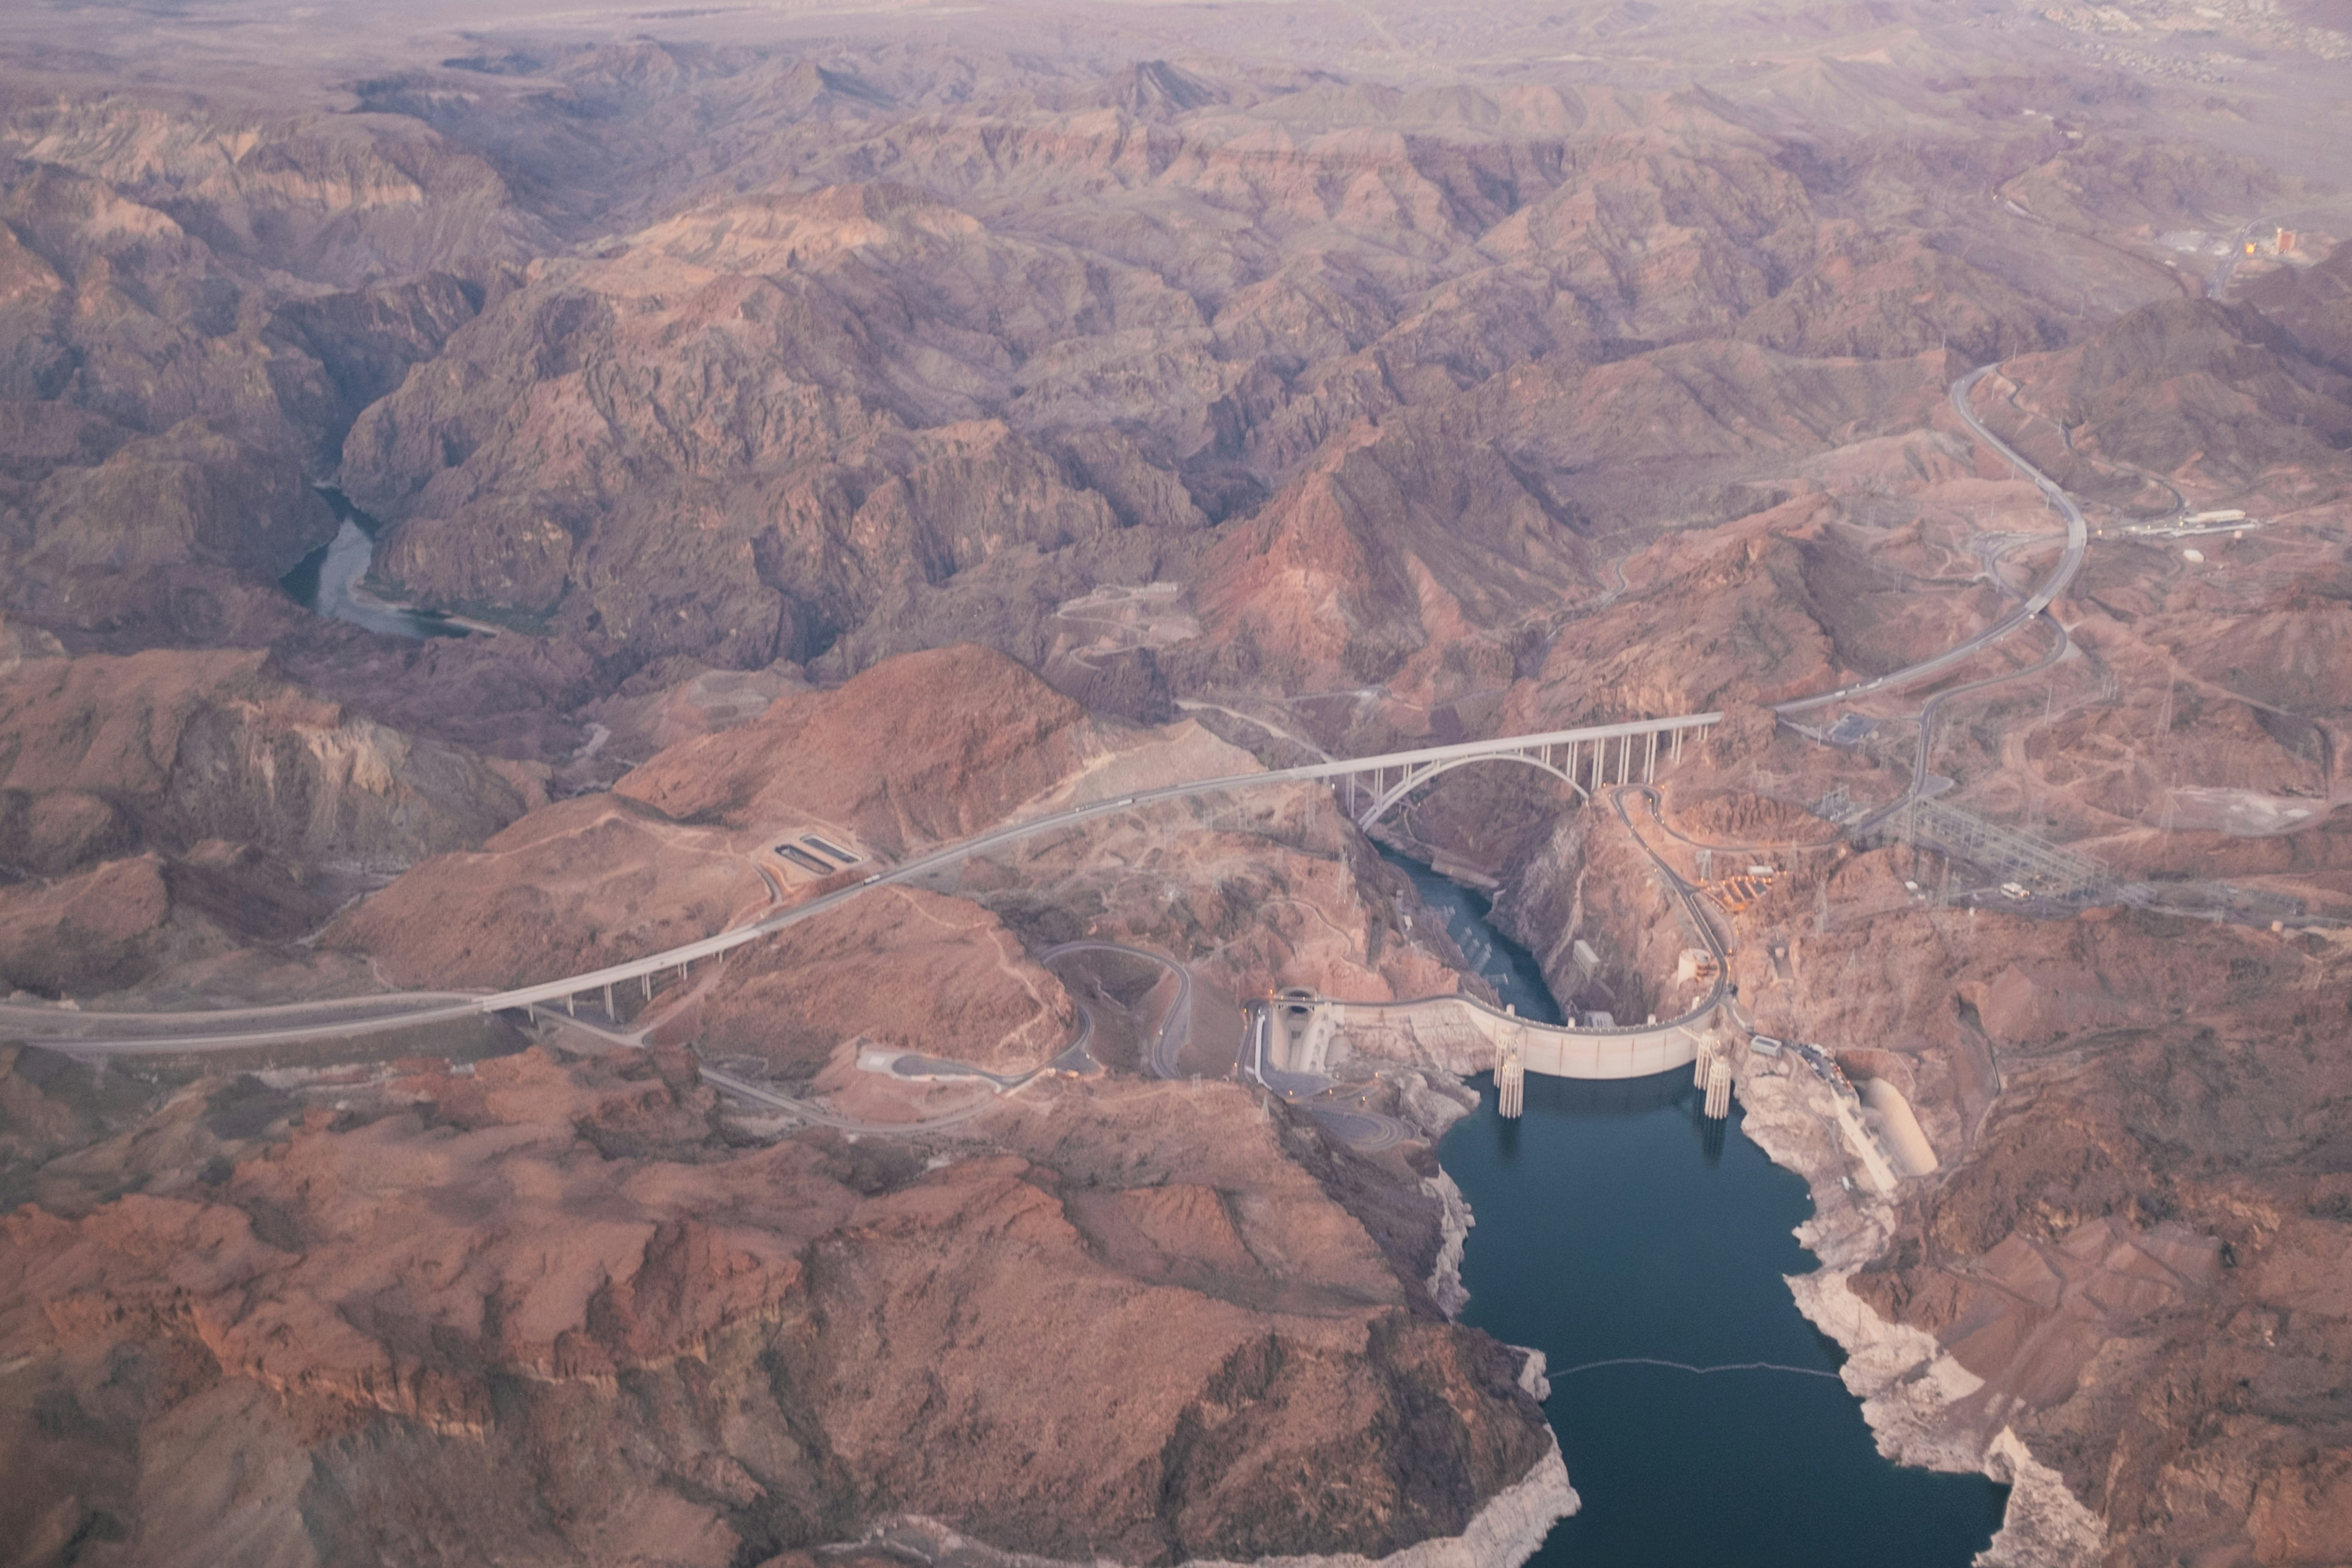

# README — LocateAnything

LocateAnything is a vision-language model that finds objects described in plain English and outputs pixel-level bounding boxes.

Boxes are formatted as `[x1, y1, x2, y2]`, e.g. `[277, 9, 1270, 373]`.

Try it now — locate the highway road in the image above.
[19, 361, 2086, 1063]
[1610, 784, 1733, 1029]
[519, 1000, 1075, 1133]
[699, 1063, 1007, 1133]
[1774, 365, 2087, 718]
[1782, 365, 2092, 840]
[15, 717, 1716, 1054]
[1039, 941, 1191, 1079]
[0, 989, 475, 1034]
[1237, 1002, 1416, 1149]
[1852, 616, 2071, 839]
[6, 996, 490, 1054]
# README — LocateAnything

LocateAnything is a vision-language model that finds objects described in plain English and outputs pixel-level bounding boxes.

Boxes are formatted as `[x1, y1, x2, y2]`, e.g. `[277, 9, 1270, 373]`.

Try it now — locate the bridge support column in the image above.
[604, 982, 614, 1018]
[566, 993, 576, 1017]
[1670, 727, 1684, 765]
[642, 973, 652, 1001]
[1645, 730, 1657, 785]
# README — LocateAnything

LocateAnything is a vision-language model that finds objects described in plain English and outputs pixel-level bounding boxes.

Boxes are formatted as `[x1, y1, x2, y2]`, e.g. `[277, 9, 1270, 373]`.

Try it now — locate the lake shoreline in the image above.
[1735, 1067, 2107, 1567]
[1385, 847, 2014, 1567]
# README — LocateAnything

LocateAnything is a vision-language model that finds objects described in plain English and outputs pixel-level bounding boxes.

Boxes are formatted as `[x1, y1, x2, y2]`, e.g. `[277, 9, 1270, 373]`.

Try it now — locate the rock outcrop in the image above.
[0, 645, 536, 995]
[0, 1044, 1563, 1568]
[4, 7, 2351, 1565]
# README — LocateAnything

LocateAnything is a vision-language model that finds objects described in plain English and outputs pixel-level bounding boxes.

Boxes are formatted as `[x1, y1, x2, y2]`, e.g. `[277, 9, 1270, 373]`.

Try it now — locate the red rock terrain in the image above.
[0, 1042, 1552, 1567]
[0, 634, 537, 998]
[2, 0, 2352, 1563]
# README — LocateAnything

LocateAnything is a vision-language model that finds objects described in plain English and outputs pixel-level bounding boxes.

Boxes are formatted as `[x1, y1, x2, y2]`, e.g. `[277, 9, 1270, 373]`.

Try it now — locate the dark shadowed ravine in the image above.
[1385, 851, 2011, 1567]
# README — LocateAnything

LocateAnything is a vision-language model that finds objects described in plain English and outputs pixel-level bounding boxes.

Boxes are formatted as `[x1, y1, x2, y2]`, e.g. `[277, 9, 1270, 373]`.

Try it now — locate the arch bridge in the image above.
[1301, 713, 1721, 830]
[19, 709, 1725, 1048]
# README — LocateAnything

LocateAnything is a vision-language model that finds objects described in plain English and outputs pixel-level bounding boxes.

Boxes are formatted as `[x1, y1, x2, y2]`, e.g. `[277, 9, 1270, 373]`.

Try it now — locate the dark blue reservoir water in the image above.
[1387, 852, 2009, 1567]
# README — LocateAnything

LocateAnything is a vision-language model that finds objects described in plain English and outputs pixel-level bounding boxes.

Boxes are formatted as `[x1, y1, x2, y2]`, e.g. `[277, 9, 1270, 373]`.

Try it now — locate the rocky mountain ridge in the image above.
[1, 1, 2349, 1564]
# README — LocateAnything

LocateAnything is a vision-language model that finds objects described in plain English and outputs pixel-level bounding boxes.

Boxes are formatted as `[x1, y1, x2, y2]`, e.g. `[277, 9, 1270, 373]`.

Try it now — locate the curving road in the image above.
[1609, 784, 1734, 1028]
[1039, 940, 1192, 1079]
[18, 720, 1715, 1054]
[1614, 369, 2094, 861]
[1237, 1005, 1416, 1149]
[1798, 366, 2091, 837]
[1852, 615, 2071, 838]
[699, 1063, 1009, 1133]
[1774, 365, 2086, 718]
[1306, 1105, 1408, 1151]
[23, 363, 2089, 1060]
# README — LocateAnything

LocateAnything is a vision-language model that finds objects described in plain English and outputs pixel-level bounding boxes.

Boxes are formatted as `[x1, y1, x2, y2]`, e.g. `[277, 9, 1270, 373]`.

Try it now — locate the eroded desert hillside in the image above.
[2, 0, 2349, 1564]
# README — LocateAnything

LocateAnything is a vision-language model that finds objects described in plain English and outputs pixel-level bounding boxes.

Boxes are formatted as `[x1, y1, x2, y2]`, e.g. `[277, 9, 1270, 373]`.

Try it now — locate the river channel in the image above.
[1384, 851, 2010, 1567]
[280, 487, 465, 640]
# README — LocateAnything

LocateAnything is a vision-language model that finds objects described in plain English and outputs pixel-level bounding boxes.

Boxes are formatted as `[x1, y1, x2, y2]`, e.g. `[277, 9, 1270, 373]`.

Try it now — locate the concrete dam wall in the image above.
[1275, 992, 1710, 1083]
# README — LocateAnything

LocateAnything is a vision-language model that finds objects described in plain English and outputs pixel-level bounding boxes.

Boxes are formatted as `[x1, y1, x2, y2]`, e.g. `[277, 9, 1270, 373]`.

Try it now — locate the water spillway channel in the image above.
[1385, 851, 2009, 1567]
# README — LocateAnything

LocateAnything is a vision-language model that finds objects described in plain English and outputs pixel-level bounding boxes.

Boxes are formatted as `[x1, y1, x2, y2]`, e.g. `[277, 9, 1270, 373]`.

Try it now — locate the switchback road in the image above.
[1039, 941, 1191, 1079]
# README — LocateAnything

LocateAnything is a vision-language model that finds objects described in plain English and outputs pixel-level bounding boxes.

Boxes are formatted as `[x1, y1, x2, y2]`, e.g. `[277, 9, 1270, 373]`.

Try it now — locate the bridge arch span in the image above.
[1350, 751, 1587, 830]
[1336, 719, 1705, 832]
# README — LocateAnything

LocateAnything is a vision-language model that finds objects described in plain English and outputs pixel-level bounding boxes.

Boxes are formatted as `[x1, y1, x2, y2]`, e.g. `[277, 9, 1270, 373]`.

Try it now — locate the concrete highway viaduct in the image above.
[10, 359, 2109, 1114]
